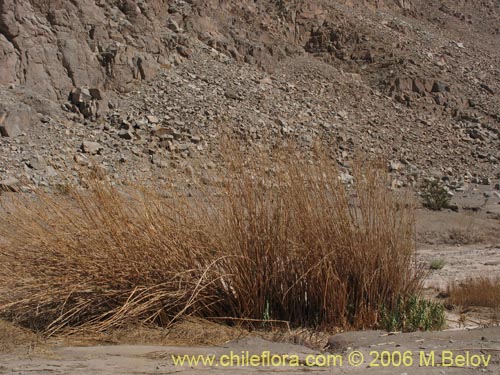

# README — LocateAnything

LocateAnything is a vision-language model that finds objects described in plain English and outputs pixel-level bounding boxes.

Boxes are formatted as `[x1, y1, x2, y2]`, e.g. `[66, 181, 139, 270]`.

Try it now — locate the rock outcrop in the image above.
[0, 0, 174, 101]
[0, 0, 498, 200]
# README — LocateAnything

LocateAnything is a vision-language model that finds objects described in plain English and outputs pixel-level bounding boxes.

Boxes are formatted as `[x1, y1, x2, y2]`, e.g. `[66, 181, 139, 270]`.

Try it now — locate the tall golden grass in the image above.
[449, 277, 500, 309]
[0, 147, 423, 335]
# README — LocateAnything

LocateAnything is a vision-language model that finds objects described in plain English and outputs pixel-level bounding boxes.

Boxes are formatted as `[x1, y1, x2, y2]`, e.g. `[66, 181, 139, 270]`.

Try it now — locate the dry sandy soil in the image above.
[1, 328, 499, 374]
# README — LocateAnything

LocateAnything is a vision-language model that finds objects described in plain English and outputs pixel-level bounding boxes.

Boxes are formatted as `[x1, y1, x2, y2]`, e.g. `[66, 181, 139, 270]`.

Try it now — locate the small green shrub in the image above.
[429, 259, 445, 270]
[380, 296, 445, 332]
[420, 179, 451, 211]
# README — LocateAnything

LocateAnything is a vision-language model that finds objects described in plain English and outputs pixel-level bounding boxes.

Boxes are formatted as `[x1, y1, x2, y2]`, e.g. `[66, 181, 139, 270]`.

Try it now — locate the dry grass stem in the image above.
[0, 147, 423, 335]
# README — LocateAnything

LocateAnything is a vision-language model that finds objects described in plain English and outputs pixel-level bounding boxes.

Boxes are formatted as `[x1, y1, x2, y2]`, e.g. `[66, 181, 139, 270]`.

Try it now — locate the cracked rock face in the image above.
[0, 0, 171, 100]
[0, 0, 498, 199]
[0, 0, 408, 103]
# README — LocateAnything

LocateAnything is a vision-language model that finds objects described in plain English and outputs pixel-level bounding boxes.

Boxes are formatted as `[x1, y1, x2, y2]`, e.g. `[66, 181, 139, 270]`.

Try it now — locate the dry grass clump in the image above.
[446, 227, 485, 245]
[0, 147, 424, 335]
[448, 277, 500, 309]
[203, 149, 423, 330]
[0, 175, 219, 335]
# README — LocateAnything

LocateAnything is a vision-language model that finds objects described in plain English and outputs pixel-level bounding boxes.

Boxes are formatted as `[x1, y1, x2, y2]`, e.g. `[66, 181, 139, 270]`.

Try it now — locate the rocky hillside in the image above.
[0, 0, 499, 199]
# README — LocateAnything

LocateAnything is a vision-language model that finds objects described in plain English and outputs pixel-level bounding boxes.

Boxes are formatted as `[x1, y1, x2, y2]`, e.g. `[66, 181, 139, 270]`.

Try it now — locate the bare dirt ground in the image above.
[417, 203, 500, 330]
[1, 328, 499, 374]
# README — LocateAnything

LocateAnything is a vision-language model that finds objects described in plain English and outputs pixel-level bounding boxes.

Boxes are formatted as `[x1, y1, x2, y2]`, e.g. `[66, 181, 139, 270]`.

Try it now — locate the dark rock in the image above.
[118, 129, 134, 140]
[89, 88, 104, 100]
[432, 81, 449, 93]
[480, 83, 495, 95]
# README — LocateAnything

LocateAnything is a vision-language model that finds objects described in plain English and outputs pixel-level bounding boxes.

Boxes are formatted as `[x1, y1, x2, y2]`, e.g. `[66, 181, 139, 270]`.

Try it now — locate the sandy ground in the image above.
[1, 330, 499, 374]
[415, 203, 500, 330]
[418, 244, 500, 331]
[419, 245, 500, 290]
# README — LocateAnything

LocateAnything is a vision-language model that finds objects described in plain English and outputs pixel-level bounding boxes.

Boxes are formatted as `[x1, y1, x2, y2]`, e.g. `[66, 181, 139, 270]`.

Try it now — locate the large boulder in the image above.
[0, 102, 36, 137]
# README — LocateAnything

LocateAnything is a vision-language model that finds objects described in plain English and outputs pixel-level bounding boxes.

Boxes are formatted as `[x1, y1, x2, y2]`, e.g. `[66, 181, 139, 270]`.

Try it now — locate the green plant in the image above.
[420, 179, 451, 211]
[429, 259, 446, 270]
[380, 296, 445, 332]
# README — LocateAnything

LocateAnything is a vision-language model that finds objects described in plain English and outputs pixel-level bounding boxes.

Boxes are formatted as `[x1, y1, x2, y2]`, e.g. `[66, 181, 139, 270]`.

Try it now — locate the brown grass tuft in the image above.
[448, 277, 500, 309]
[200, 147, 423, 330]
[0, 147, 424, 335]
[0, 177, 218, 335]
